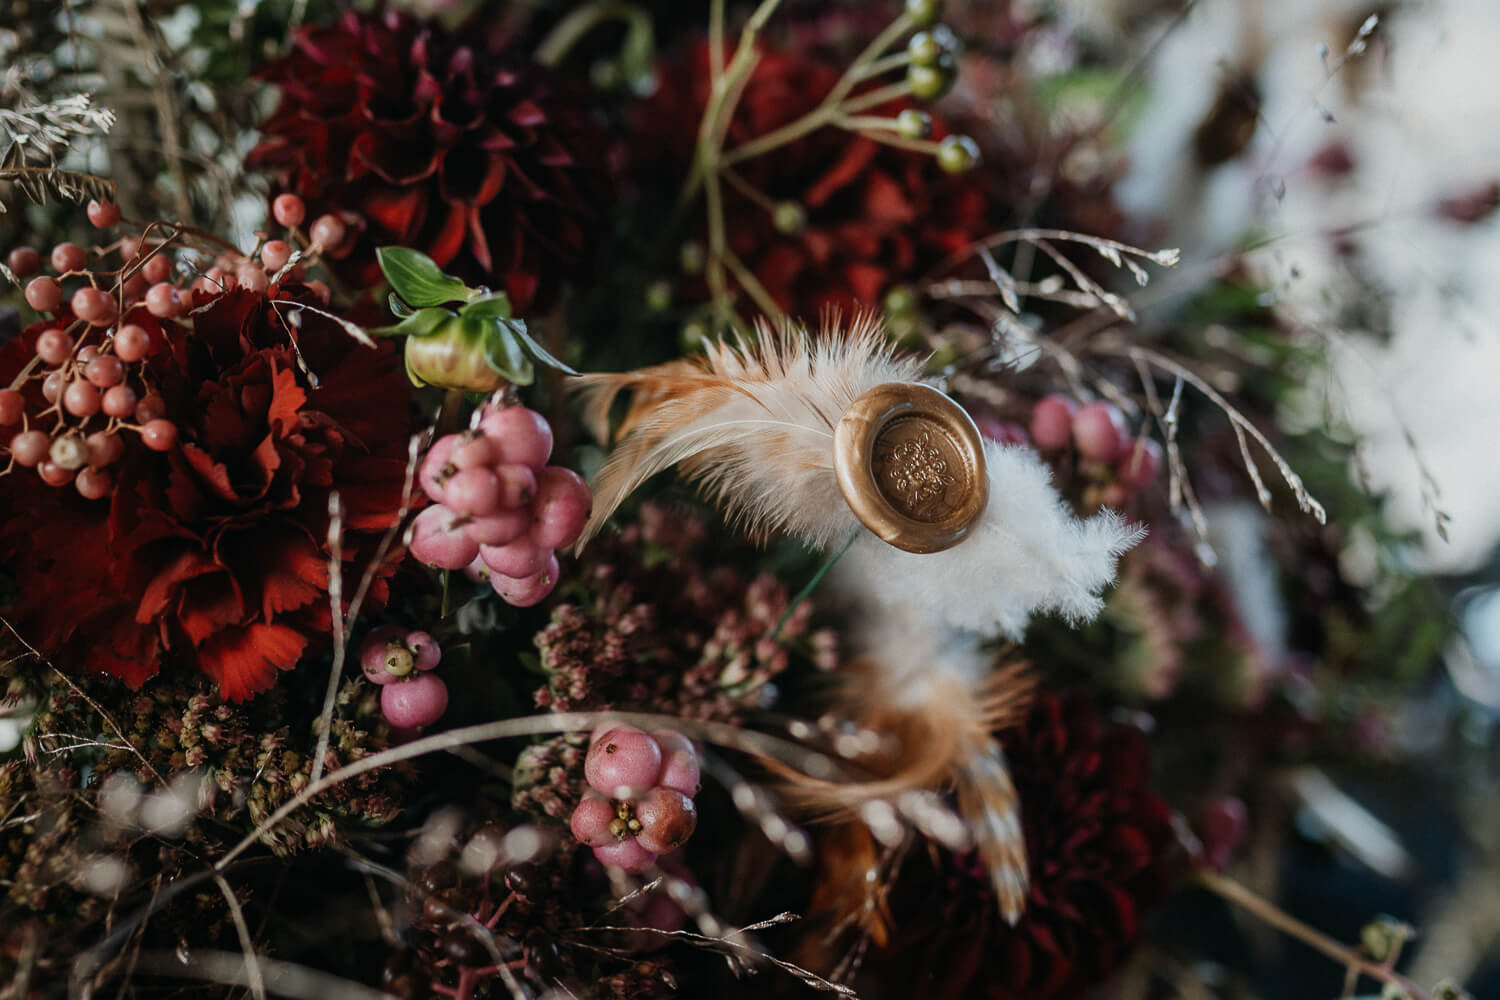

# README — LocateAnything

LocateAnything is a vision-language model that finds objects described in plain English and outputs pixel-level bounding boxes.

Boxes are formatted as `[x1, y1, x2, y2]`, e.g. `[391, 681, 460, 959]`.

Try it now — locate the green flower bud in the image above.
[907, 56, 956, 101]
[772, 201, 807, 235]
[403, 314, 510, 392]
[895, 108, 933, 139]
[906, 0, 942, 29]
[936, 134, 981, 174]
[907, 26, 959, 67]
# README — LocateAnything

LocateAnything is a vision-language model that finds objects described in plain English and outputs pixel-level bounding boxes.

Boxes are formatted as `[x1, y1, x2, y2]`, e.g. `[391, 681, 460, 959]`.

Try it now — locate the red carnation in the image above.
[632, 40, 991, 319]
[870, 691, 1175, 999]
[0, 286, 417, 700]
[247, 10, 612, 314]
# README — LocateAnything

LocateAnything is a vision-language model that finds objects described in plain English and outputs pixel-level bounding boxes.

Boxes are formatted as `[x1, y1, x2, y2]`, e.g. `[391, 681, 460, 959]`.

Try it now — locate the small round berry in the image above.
[305, 280, 331, 304]
[113, 324, 152, 362]
[405, 630, 441, 672]
[652, 730, 701, 796]
[119, 237, 143, 262]
[907, 60, 956, 102]
[135, 394, 166, 423]
[309, 214, 346, 251]
[359, 626, 408, 685]
[1194, 797, 1248, 872]
[51, 242, 88, 273]
[7, 247, 41, 278]
[408, 504, 481, 570]
[935, 134, 981, 174]
[907, 28, 952, 67]
[530, 467, 592, 549]
[140, 418, 178, 452]
[85, 354, 125, 388]
[142, 254, 172, 284]
[124, 272, 146, 299]
[488, 553, 559, 608]
[569, 793, 618, 848]
[77, 345, 99, 364]
[634, 787, 698, 854]
[145, 282, 182, 318]
[894, 108, 933, 140]
[102, 384, 138, 418]
[906, 0, 942, 27]
[585, 726, 663, 796]
[48, 435, 88, 470]
[24, 276, 62, 312]
[381, 673, 449, 729]
[679, 240, 706, 275]
[1072, 401, 1126, 462]
[479, 538, 548, 579]
[37, 460, 75, 487]
[71, 287, 117, 326]
[75, 466, 114, 500]
[1029, 394, 1078, 451]
[771, 201, 806, 235]
[493, 463, 538, 509]
[235, 264, 269, 293]
[448, 432, 495, 470]
[9, 430, 51, 466]
[272, 193, 306, 228]
[0, 389, 23, 425]
[63, 380, 101, 417]
[41, 371, 65, 403]
[86, 200, 122, 228]
[464, 509, 531, 547]
[592, 837, 656, 874]
[35, 328, 74, 365]
[85, 430, 124, 466]
[478, 405, 553, 468]
[1116, 437, 1163, 489]
[260, 240, 292, 273]
[418, 434, 460, 502]
[202, 267, 236, 294]
[445, 467, 504, 517]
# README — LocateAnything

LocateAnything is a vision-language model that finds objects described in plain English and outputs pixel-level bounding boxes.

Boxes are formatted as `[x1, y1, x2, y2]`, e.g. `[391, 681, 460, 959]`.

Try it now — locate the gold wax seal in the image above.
[833, 382, 988, 553]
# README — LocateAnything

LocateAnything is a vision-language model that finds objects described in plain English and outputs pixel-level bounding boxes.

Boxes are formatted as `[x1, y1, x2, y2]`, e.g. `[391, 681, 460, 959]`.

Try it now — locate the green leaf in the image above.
[479, 317, 534, 386]
[460, 291, 513, 322]
[377, 247, 472, 308]
[368, 306, 453, 338]
[512, 322, 580, 376]
[388, 292, 414, 318]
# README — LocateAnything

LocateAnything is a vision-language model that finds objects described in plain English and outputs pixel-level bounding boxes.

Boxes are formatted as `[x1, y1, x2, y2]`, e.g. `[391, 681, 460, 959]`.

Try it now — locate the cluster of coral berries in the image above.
[360, 626, 449, 730]
[570, 725, 700, 873]
[410, 404, 592, 607]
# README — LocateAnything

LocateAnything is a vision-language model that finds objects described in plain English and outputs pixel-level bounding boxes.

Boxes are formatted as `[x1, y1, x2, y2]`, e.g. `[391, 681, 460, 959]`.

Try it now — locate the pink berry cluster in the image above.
[1021, 395, 1162, 509]
[410, 404, 592, 608]
[569, 725, 700, 873]
[360, 625, 449, 729]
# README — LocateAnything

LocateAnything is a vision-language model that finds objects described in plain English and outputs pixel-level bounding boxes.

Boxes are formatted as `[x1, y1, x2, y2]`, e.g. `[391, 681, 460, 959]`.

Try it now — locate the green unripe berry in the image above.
[906, 0, 942, 29]
[680, 319, 712, 353]
[383, 643, 415, 677]
[887, 314, 922, 348]
[936, 134, 981, 174]
[895, 108, 933, 139]
[772, 201, 806, 235]
[907, 26, 960, 67]
[907, 57, 956, 101]
[644, 279, 673, 312]
[883, 283, 917, 316]
[679, 240, 706, 275]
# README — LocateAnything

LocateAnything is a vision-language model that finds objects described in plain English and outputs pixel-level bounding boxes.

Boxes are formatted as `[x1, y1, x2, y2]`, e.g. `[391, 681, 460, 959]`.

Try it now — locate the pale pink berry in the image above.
[585, 726, 663, 796]
[236, 264, 269, 293]
[466, 508, 530, 546]
[480, 538, 548, 579]
[634, 788, 697, 855]
[24, 277, 61, 312]
[36, 328, 73, 365]
[85, 355, 124, 388]
[102, 384, 138, 418]
[570, 793, 618, 848]
[140, 419, 178, 452]
[309, 214, 346, 251]
[445, 467, 503, 517]
[63, 380, 101, 417]
[76, 345, 100, 364]
[272, 193, 306, 228]
[530, 467, 591, 549]
[71, 287, 116, 327]
[652, 730, 701, 796]
[493, 463, 538, 509]
[9, 430, 50, 467]
[260, 240, 292, 273]
[85, 430, 124, 467]
[41, 371, 66, 404]
[1116, 437, 1163, 489]
[75, 466, 114, 500]
[1072, 402, 1125, 461]
[478, 406, 552, 468]
[51, 242, 87, 273]
[0, 389, 23, 425]
[405, 630, 441, 671]
[408, 504, 480, 570]
[114, 324, 152, 362]
[488, 553, 559, 608]
[592, 837, 656, 874]
[135, 394, 166, 424]
[86, 199, 121, 228]
[145, 283, 181, 318]
[381, 673, 449, 728]
[142, 254, 172, 284]
[305, 280, 331, 304]
[360, 625, 410, 684]
[1029, 394, 1077, 451]
[418, 434, 460, 502]
[462, 552, 490, 583]
[448, 432, 495, 470]
[7, 247, 40, 278]
[38, 460, 74, 486]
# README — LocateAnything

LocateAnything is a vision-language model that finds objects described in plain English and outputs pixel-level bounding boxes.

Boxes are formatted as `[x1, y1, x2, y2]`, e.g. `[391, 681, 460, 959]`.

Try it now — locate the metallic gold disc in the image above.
[833, 382, 989, 553]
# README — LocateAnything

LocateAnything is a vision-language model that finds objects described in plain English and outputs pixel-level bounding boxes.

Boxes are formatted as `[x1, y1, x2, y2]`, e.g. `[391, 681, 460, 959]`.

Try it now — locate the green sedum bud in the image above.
[772, 201, 807, 235]
[907, 55, 957, 101]
[907, 26, 960, 67]
[936, 134, 981, 174]
[906, 0, 942, 29]
[895, 108, 933, 139]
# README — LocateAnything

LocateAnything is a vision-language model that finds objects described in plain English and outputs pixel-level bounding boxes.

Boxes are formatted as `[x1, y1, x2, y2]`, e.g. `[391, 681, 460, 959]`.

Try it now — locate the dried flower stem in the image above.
[213, 873, 268, 1000]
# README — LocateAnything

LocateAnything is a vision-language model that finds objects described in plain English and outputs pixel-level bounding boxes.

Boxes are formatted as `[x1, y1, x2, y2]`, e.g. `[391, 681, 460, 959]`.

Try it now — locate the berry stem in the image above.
[832, 116, 944, 155]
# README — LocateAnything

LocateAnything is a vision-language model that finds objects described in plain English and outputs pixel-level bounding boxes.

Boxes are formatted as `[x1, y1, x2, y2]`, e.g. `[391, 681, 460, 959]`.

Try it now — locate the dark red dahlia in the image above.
[0, 286, 417, 700]
[247, 10, 612, 314]
[633, 41, 991, 319]
[870, 691, 1175, 999]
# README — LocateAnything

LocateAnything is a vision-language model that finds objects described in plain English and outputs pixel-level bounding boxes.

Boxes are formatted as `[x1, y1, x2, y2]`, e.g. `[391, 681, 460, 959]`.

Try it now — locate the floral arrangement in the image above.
[0, 2, 1486, 999]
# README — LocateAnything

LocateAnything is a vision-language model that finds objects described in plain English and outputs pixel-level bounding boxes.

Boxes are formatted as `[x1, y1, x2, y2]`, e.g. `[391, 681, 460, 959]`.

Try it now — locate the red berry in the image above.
[113, 324, 152, 362]
[1194, 797, 1248, 872]
[119, 237, 143, 262]
[142, 254, 172, 284]
[305, 280, 331, 304]
[9, 430, 51, 466]
[381, 673, 449, 728]
[102, 384, 138, 418]
[0, 389, 23, 425]
[63, 380, 101, 417]
[75, 466, 114, 500]
[51, 242, 88, 273]
[272, 193, 306, 228]
[309, 214, 346, 251]
[569, 793, 618, 848]
[85, 430, 124, 466]
[7, 247, 41, 277]
[1116, 437, 1163, 489]
[85, 355, 125, 388]
[135, 394, 166, 423]
[122, 272, 147, 300]
[86, 200, 121, 228]
[35, 328, 74, 365]
[585, 726, 663, 796]
[260, 240, 292, 273]
[236, 264, 269, 293]
[140, 418, 177, 451]
[634, 787, 698, 854]
[1029, 394, 1078, 451]
[144, 283, 181, 318]
[24, 277, 62, 312]
[37, 460, 75, 487]
[1072, 402, 1126, 461]
[71, 287, 117, 327]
